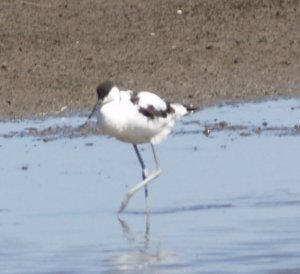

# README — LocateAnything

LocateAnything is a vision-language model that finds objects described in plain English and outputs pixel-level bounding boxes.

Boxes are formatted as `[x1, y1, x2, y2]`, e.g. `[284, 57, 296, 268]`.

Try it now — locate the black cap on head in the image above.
[96, 80, 115, 100]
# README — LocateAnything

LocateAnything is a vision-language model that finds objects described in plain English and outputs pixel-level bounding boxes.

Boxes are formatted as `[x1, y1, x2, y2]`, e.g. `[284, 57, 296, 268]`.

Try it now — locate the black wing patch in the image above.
[139, 102, 175, 119]
[129, 92, 175, 119]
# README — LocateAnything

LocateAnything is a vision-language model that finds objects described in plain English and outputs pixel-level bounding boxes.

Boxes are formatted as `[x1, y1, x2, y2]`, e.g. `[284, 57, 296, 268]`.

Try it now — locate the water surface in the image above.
[0, 99, 300, 274]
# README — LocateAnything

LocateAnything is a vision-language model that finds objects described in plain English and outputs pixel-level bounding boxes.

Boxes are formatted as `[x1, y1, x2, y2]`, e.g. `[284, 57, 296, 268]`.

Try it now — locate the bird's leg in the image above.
[133, 144, 150, 212]
[118, 143, 161, 214]
[150, 143, 160, 172]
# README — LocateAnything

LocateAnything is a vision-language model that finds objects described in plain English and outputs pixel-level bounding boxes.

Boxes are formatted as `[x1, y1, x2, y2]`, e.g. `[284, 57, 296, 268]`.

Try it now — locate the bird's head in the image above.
[96, 80, 115, 101]
[88, 80, 118, 120]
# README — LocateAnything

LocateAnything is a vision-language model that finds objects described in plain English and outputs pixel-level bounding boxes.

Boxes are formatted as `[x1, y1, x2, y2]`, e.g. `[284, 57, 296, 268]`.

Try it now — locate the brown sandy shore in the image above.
[1, 0, 300, 120]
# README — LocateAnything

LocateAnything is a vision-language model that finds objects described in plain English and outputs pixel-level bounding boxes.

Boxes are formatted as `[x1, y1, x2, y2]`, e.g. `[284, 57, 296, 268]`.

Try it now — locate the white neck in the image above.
[102, 86, 120, 105]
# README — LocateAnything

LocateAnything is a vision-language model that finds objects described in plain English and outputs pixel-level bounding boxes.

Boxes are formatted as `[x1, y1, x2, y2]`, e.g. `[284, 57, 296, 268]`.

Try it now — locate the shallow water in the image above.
[0, 99, 300, 274]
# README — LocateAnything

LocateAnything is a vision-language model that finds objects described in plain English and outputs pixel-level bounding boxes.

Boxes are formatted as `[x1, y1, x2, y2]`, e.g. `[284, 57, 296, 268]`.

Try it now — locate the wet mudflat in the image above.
[0, 99, 300, 274]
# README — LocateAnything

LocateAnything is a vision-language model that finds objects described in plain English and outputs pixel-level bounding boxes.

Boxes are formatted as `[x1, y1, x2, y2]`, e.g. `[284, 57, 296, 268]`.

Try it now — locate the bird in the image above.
[87, 80, 197, 214]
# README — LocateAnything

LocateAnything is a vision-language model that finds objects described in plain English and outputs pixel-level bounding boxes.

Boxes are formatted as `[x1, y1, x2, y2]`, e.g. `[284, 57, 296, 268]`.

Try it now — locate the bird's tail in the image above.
[171, 103, 199, 118]
[182, 103, 199, 114]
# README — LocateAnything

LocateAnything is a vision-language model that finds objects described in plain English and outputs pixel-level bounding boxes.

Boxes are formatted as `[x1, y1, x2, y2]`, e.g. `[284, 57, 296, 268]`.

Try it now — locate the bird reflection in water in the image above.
[109, 214, 177, 273]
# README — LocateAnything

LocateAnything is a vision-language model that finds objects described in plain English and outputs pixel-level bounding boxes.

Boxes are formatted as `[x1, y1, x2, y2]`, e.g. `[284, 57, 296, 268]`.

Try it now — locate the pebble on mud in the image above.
[255, 127, 262, 134]
[294, 124, 300, 131]
[218, 121, 228, 128]
[85, 142, 94, 147]
[240, 132, 251, 137]
[203, 127, 211, 137]
[21, 165, 29, 171]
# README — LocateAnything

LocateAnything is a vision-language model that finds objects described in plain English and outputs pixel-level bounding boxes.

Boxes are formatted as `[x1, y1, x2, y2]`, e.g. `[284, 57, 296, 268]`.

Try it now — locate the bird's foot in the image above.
[118, 192, 133, 214]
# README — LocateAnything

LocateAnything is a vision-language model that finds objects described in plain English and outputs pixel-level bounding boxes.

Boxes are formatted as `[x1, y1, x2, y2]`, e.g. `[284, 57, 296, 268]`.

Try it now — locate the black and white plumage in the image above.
[88, 80, 197, 213]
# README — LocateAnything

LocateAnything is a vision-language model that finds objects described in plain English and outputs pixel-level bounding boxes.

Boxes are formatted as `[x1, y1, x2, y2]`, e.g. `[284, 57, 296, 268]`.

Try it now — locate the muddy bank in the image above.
[1, 0, 300, 119]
